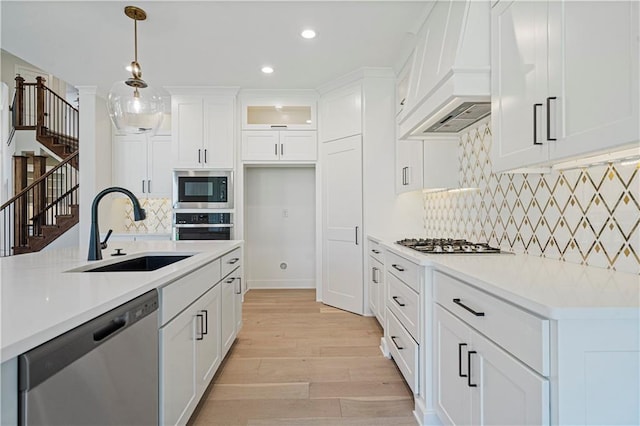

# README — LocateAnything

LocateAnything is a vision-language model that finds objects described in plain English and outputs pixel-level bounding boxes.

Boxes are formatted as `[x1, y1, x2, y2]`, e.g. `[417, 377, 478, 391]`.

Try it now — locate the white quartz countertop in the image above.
[0, 240, 242, 363]
[380, 240, 639, 320]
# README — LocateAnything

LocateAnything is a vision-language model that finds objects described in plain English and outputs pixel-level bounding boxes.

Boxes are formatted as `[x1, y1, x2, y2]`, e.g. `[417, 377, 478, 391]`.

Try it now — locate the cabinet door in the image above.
[491, 1, 549, 172]
[172, 96, 204, 169]
[195, 284, 221, 395]
[204, 96, 235, 168]
[112, 134, 148, 197]
[148, 135, 172, 197]
[548, 1, 639, 161]
[423, 139, 458, 190]
[470, 327, 550, 426]
[434, 305, 472, 426]
[235, 269, 243, 333]
[396, 139, 423, 194]
[160, 306, 197, 426]
[280, 131, 317, 161]
[322, 135, 363, 315]
[319, 83, 362, 142]
[368, 256, 380, 319]
[242, 131, 279, 161]
[221, 275, 236, 356]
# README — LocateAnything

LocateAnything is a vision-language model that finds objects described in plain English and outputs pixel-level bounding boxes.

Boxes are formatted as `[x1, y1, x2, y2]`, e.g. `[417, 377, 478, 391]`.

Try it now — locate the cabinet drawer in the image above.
[368, 239, 384, 263]
[386, 250, 421, 292]
[434, 271, 550, 376]
[387, 272, 420, 341]
[160, 259, 221, 326]
[386, 308, 419, 394]
[221, 248, 241, 278]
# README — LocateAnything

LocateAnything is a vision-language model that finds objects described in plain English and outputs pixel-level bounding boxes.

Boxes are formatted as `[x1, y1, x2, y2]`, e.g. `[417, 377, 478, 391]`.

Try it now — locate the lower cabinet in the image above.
[160, 247, 244, 426]
[367, 238, 385, 325]
[435, 304, 549, 425]
[160, 284, 221, 426]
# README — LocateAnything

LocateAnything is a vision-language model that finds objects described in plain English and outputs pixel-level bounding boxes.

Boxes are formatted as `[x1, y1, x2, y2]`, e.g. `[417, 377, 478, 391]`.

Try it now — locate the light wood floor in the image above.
[188, 289, 417, 426]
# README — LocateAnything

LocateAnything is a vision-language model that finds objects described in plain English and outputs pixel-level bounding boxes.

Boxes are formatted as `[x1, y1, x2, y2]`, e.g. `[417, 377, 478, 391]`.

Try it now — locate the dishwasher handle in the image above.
[93, 315, 127, 342]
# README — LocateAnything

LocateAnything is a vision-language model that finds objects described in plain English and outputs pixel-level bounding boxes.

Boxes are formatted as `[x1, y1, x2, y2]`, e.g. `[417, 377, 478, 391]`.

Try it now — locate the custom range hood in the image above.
[398, 0, 490, 139]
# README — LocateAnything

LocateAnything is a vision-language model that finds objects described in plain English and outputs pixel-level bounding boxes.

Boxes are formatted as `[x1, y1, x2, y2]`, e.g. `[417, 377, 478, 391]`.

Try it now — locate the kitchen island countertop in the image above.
[1, 240, 241, 363]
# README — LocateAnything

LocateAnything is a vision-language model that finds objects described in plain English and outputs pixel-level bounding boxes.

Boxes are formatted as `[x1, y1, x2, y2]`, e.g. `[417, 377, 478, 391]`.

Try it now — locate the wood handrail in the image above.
[30, 184, 79, 221]
[0, 151, 79, 210]
[42, 85, 78, 111]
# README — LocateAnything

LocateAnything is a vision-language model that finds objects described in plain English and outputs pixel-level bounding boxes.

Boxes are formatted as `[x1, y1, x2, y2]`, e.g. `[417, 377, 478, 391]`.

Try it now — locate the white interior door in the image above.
[322, 135, 363, 314]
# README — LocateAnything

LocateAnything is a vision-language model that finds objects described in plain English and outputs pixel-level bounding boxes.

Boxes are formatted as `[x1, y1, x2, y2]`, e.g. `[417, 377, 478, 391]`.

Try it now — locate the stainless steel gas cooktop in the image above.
[396, 238, 502, 254]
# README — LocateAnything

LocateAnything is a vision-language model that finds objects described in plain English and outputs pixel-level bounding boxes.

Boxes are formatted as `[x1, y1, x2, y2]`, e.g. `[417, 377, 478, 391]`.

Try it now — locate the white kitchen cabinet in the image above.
[194, 284, 222, 396]
[171, 94, 236, 169]
[422, 139, 458, 191]
[491, 0, 639, 172]
[241, 97, 317, 130]
[221, 248, 243, 356]
[112, 134, 172, 198]
[160, 298, 197, 426]
[396, 139, 423, 194]
[322, 134, 363, 315]
[435, 305, 550, 426]
[319, 70, 396, 316]
[241, 130, 317, 162]
[319, 83, 362, 143]
[367, 238, 385, 324]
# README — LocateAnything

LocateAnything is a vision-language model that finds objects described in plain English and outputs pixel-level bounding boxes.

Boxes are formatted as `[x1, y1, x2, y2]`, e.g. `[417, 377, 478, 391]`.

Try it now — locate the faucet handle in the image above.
[101, 229, 113, 250]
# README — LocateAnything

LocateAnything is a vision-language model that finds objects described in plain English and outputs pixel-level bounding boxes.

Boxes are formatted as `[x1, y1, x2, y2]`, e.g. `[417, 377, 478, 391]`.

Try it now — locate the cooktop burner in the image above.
[396, 238, 502, 254]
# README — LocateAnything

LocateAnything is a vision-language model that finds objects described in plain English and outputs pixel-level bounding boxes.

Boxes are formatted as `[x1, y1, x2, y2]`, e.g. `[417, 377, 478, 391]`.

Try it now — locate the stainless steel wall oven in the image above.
[174, 212, 233, 241]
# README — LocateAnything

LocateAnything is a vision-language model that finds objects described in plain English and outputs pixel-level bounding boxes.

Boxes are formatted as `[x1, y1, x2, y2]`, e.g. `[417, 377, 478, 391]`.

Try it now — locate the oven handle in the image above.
[174, 224, 234, 228]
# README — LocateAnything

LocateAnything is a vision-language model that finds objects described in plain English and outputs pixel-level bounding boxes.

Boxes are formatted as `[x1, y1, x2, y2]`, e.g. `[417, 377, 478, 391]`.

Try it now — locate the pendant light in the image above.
[107, 6, 168, 134]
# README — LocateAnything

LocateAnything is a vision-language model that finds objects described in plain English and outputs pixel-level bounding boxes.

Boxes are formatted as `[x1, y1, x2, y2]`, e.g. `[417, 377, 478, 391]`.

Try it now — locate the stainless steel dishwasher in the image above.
[18, 289, 159, 426]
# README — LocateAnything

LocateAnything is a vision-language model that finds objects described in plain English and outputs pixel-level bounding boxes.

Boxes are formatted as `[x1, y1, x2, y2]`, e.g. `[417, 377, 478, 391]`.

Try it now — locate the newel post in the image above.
[14, 75, 25, 127]
[36, 76, 46, 136]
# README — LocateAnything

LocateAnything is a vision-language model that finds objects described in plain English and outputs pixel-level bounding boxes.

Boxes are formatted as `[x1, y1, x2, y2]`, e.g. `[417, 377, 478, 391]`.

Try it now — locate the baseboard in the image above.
[414, 397, 442, 426]
[247, 279, 315, 289]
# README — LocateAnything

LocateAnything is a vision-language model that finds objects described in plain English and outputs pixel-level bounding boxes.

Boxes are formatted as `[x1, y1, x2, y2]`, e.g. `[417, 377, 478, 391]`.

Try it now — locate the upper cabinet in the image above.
[112, 134, 172, 198]
[170, 90, 237, 169]
[241, 96, 317, 130]
[491, 0, 639, 172]
[242, 130, 317, 162]
[319, 83, 362, 143]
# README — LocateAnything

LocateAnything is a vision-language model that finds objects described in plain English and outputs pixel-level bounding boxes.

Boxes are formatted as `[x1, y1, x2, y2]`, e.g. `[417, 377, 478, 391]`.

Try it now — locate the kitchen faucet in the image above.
[87, 187, 146, 261]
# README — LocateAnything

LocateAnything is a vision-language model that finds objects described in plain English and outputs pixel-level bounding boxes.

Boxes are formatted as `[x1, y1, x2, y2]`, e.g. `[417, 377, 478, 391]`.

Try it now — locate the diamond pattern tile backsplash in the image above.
[423, 121, 640, 274]
[122, 198, 172, 233]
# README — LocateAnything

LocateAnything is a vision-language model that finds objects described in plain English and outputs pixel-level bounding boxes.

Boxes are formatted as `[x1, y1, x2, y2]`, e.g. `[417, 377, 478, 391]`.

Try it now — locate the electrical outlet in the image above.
[283, 209, 289, 218]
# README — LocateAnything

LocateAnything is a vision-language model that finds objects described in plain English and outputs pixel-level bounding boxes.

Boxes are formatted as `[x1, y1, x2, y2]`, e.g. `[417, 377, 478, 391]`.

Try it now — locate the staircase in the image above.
[1, 76, 79, 256]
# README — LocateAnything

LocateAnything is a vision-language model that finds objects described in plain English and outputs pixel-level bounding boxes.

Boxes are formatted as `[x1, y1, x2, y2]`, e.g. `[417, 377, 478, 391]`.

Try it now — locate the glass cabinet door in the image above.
[242, 100, 317, 130]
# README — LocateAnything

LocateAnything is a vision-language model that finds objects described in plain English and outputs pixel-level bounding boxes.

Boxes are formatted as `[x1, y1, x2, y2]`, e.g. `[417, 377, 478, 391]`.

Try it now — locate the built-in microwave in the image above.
[173, 170, 233, 209]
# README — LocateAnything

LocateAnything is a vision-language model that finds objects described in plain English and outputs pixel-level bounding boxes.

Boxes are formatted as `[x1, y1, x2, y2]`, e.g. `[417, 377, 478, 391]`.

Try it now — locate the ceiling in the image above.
[1, 1, 431, 94]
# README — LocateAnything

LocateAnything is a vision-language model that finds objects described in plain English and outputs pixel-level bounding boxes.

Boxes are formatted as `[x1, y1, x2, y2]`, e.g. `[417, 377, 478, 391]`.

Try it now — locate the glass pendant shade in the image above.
[107, 81, 168, 134]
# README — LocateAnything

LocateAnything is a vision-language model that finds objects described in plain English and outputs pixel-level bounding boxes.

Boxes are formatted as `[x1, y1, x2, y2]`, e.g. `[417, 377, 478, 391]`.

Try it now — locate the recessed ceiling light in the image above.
[261, 66, 274, 74]
[301, 29, 316, 39]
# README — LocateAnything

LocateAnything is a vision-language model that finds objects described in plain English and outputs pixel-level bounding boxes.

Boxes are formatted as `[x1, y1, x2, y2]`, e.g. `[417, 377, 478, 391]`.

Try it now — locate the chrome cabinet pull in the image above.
[371, 249, 381, 254]
[275, 144, 278, 156]
[147, 180, 151, 193]
[236, 277, 242, 295]
[458, 343, 468, 377]
[204, 149, 208, 163]
[226, 277, 235, 284]
[355, 226, 359, 245]
[402, 166, 409, 185]
[280, 143, 284, 156]
[142, 180, 145, 193]
[198, 149, 202, 163]
[228, 258, 239, 264]
[546, 96, 557, 141]
[392, 296, 405, 307]
[390, 336, 404, 350]
[533, 103, 543, 145]
[372, 267, 379, 284]
[453, 298, 485, 317]
[392, 264, 405, 272]
[468, 350, 478, 387]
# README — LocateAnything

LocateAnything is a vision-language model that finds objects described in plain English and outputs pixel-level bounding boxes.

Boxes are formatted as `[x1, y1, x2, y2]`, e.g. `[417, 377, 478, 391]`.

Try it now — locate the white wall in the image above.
[245, 166, 316, 289]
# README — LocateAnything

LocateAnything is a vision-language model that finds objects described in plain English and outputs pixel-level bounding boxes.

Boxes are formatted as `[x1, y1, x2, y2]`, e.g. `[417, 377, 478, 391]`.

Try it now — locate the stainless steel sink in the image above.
[82, 255, 193, 272]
